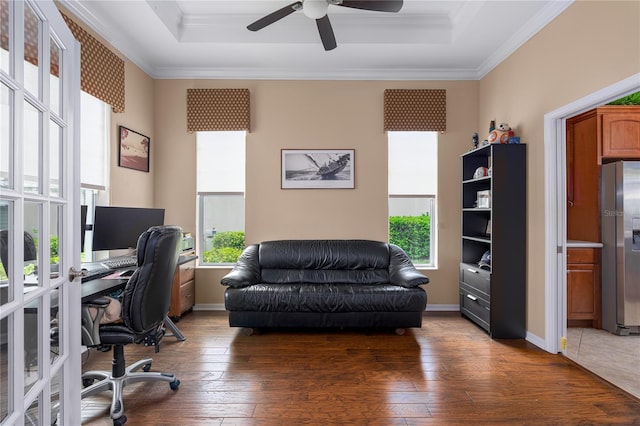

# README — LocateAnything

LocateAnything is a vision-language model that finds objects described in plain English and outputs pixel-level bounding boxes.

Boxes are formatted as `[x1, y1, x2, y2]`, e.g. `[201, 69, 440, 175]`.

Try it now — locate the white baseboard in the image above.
[193, 303, 225, 311]
[526, 331, 546, 351]
[426, 304, 459, 311]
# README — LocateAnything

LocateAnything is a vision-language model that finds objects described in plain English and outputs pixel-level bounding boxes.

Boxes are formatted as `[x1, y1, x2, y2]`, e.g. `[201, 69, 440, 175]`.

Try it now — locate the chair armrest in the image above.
[81, 297, 111, 347]
[388, 244, 430, 288]
[220, 244, 262, 288]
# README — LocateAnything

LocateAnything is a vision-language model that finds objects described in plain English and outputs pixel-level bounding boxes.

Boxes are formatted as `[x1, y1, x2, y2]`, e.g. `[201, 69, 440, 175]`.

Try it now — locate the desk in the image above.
[81, 276, 127, 303]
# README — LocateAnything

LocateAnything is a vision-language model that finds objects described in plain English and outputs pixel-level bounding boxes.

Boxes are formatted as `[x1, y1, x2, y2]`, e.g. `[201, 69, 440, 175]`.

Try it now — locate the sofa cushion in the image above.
[258, 240, 391, 285]
[259, 240, 390, 270]
[224, 283, 426, 313]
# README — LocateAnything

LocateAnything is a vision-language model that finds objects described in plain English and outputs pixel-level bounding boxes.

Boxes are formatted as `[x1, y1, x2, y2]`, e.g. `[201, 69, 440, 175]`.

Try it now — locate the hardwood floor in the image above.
[81, 312, 640, 425]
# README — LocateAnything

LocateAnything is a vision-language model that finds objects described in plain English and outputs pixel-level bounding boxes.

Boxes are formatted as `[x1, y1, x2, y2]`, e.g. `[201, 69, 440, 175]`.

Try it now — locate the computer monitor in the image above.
[80, 205, 88, 251]
[91, 206, 165, 252]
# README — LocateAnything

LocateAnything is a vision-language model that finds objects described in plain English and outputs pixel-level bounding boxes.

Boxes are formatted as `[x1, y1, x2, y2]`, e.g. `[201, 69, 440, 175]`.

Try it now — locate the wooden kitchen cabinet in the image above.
[168, 253, 196, 320]
[567, 247, 601, 328]
[599, 106, 640, 159]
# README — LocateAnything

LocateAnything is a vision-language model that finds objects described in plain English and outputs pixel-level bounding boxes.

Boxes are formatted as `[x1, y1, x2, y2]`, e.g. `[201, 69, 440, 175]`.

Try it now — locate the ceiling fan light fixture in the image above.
[303, 0, 329, 19]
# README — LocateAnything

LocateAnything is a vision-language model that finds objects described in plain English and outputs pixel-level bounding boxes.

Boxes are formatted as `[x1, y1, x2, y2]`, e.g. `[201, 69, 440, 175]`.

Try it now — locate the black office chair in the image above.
[0, 230, 38, 276]
[0, 230, 39, 371]
[80, 225, 182, 426]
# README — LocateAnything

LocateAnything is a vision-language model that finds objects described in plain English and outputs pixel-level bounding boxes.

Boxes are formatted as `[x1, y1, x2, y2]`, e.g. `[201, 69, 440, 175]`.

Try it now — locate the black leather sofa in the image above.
[221, 240, 429, 333]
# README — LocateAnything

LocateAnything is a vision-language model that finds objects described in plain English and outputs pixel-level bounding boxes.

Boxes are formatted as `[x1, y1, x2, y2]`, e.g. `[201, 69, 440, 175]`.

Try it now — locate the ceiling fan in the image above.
[247, 0, 404, 51]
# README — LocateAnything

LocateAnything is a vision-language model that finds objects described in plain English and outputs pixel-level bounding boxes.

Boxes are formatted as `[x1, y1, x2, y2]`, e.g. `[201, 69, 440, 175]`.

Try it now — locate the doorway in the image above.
[544, 73, 640, 395]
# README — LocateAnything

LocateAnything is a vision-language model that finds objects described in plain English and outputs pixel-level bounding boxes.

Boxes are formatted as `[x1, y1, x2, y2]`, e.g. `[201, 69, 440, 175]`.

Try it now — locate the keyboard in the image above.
[81, 266, 113, 283]
[101, 256, 137, 269]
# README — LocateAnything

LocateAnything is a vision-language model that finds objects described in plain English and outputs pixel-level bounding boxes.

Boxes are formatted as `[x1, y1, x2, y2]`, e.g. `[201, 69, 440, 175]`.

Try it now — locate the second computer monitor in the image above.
[92, 206, 165, 252]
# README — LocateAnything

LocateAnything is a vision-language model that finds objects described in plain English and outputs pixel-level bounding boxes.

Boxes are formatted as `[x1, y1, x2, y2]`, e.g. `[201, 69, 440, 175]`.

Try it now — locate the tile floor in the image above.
[565, 327, 640, 399]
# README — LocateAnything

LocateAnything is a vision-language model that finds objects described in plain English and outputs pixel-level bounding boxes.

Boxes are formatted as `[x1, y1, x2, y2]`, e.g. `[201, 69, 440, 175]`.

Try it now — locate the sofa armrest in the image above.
[220, 244, 262, 288]
[388, 244, 430, 288]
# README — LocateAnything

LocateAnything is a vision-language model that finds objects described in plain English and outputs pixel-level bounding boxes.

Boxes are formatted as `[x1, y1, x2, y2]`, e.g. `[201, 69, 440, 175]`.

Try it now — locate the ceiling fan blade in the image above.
[247, 1, 302, 31]
[316, 15, 337, 51]
[337, 0, 403, 13]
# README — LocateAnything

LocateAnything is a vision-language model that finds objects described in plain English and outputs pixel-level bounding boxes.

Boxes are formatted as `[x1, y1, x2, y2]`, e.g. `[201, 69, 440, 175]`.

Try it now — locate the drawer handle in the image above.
[467, 268, 479, 274]
[466, 294, 478, 302]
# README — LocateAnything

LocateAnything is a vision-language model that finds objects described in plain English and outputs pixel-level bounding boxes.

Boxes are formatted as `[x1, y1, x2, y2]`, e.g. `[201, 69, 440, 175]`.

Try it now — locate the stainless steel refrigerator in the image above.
[601, 161, 640, 335]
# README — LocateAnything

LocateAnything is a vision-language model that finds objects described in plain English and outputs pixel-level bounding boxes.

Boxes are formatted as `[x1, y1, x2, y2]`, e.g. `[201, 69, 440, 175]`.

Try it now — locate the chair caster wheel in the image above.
[82, 378, 94, 387]
[142, 363, 151, 372]
[395, 328, 406, 336]
[113, 415, 127, 426]
[170, 379, 180, 390]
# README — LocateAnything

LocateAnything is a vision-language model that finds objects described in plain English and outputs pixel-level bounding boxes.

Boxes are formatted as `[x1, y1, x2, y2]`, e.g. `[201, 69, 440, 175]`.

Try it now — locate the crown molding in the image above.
[150, 66, 480, 81]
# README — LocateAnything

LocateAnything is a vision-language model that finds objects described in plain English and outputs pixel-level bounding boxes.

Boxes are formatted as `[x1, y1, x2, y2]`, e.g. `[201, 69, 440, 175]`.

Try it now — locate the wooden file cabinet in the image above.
[169, 253, 196, 320]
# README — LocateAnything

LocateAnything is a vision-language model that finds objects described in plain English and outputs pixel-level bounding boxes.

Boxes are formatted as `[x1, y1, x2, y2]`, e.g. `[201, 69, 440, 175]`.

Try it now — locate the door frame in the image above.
[544, 73, 640, 353]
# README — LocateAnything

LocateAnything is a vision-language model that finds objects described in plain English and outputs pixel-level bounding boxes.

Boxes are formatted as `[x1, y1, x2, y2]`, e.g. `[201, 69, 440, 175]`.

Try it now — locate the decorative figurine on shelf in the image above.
[472, 132, 479, 149]
[488, 122, 515, 144]
[489, 120, 496, 132]
[473, 166, 489, 179]
[478, 250, 491, 271]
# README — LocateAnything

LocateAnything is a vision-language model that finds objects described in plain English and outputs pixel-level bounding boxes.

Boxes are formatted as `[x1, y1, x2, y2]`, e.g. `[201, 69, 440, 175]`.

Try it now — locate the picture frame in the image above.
[281, 149, 354, 189]
[118, 126, 150, 172]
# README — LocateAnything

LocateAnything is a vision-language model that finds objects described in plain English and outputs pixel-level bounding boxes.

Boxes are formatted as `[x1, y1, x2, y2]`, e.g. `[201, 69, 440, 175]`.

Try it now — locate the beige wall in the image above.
[479, 0, 640, 337]
[109, 61, 156, 208]
[154, 79, 479, 307]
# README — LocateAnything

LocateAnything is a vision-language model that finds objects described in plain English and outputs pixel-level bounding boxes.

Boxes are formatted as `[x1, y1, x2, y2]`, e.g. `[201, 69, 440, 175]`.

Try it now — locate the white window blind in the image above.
[80, 92, 108, 189]
[388, 131, 437, 195]
[197, 131, 246, 193]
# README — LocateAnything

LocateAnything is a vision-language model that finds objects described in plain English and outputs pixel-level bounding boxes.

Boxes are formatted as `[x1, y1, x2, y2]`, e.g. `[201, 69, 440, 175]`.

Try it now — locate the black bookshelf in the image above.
[459, 143, 526, 338]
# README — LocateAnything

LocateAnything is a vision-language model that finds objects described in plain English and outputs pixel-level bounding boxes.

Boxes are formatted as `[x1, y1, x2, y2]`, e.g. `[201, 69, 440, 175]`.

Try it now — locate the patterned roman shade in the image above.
[187, 89, 251, 132]
[61, 13, 125, 113]
[384, 89, 446, 132]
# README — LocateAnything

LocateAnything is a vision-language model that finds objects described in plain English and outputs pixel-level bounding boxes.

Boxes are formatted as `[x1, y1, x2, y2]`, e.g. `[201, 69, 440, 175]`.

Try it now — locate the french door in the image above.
[0, 0, 81, 424]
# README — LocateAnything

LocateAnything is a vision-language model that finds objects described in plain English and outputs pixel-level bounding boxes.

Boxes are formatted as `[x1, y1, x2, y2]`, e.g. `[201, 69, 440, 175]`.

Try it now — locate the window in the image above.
[197, 131, 246, 265]
[80, 92, 110, 259]
[388, 131, 437, 267]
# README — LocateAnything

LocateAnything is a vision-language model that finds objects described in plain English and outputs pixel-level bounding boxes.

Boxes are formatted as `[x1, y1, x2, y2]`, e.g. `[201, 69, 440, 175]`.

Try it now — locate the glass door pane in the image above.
[0, 199, 12, 301]
[0, 83, 11, 190]
[49, 36, 61, 116]
[0, 313, 12, 422]
[23, 101, 41, 195]
[0, 0, 9, 74]
[23, 3, 40, 98]
[49, 120, 61, 197]
[49, 203, 61, 277]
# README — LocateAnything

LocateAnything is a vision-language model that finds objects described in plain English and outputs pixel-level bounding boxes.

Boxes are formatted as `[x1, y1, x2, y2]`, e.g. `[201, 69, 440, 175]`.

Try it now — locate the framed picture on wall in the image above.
[281, 149, 355, 189]
[118, 126, 150, 172]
